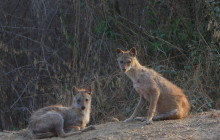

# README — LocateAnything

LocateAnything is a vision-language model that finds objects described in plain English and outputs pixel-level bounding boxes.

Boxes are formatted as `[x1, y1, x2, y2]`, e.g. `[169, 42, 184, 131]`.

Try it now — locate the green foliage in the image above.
[9, 126, 21, 131]
[154, 65, 177, 75]
[94, 20, 108, 34]
[59, 9, 74, 47]
[94, 18, 121, 39]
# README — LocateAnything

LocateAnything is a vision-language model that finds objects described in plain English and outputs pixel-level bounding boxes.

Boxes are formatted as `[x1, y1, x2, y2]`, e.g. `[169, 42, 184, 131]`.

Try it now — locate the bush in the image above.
[0, 0, 219, 130]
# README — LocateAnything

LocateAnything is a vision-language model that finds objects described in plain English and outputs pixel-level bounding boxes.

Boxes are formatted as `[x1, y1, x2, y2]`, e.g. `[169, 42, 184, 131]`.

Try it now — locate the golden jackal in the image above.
[28, 88, 94, 138]
[116, 48, 191, 125]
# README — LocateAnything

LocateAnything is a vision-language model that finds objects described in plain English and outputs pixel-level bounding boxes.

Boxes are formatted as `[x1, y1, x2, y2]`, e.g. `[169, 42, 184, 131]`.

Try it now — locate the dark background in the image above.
[0, 0, 219, 130]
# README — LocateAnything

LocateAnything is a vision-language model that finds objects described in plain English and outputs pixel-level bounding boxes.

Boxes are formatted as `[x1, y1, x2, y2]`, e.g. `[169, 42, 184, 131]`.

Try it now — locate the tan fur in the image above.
[28, 88, 94, 138]
[117, 48, 191, 125]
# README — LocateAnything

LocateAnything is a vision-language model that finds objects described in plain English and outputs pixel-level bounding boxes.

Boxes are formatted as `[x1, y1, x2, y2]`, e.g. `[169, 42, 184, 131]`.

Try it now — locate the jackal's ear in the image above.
[129, 47, 137, 57]
[116, 48, 124, 57]
[87, 88, 92, 95]
[72, 87, 79, 96]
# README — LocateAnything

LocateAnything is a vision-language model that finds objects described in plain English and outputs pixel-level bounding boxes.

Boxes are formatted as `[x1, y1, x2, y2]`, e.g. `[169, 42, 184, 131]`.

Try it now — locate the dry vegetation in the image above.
[0, 0, 220, 131]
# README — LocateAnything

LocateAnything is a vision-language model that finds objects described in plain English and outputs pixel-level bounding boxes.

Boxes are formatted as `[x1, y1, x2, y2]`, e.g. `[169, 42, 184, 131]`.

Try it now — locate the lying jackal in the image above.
[28, 88, 94, 138]
[117, 48, 191, 125]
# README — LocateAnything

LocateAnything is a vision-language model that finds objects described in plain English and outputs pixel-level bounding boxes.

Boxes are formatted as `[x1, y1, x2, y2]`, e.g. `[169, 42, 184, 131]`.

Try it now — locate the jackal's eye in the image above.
[85, 98, 89, 102]
[127, 60, 131, 64]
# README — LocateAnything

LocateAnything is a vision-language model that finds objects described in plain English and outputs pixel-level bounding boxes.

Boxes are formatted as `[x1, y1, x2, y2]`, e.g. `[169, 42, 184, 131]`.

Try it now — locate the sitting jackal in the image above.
[116, 48, 191, 125]
[28, 88, 94, 138]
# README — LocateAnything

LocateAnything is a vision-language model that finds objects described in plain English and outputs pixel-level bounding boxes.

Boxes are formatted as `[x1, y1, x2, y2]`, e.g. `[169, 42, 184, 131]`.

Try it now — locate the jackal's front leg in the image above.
[143, 88, 160, 125]
[81, 125, 96, 132]
[124, 95, 146, 122]
[61, 125, 96, 138]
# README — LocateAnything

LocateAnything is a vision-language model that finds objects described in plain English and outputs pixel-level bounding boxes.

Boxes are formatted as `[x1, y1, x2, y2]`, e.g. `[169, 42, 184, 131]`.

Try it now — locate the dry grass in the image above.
[0, 0, 219, 130]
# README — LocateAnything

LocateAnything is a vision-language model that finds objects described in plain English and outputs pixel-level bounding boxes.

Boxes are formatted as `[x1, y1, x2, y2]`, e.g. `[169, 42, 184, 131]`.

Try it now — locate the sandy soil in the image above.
[1, 110, 220, 140]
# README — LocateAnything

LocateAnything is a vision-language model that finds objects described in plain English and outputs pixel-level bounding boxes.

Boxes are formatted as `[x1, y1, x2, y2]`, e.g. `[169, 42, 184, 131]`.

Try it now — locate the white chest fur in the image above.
[127, 68, 155, 101]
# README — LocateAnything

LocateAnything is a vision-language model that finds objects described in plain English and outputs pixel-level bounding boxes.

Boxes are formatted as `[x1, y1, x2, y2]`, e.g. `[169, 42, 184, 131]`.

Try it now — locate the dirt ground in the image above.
[0, 110, 220, 140]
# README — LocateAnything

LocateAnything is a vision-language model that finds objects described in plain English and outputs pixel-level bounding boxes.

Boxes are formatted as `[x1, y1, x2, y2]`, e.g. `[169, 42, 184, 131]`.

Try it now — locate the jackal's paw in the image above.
[143, 120, 153, 125]
[81, 125, 96, 133]
[123, 118, 134, 122]
[134, 117, 146, 121]
[87, 125, 96, 130]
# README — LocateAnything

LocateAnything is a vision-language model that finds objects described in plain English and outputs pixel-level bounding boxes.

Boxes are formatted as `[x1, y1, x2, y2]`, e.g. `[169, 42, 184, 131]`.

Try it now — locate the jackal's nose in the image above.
[122, 69, 126, 72]
[81, 106, 85, 110]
